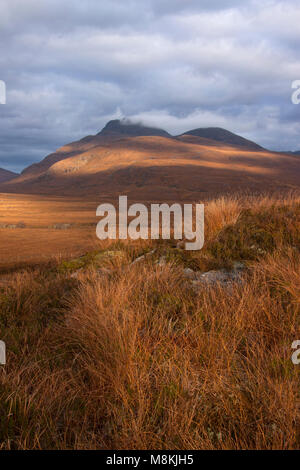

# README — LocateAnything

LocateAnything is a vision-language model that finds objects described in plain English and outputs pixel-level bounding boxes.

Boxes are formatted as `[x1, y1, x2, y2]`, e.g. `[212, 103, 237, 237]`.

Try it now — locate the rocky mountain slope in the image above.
[2, 120, 300, 200]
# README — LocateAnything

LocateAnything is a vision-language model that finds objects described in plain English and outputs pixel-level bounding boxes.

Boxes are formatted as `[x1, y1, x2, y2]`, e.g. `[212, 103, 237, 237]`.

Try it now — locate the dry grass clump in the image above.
[205, 195, 242, 242]
[0, 193, 299, 449]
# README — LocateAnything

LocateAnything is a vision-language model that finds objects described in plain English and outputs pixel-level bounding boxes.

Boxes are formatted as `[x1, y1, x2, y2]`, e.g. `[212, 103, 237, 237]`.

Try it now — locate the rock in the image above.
[176, 240, 185, 249]
[70, 266, 111, 279]
[156, 256, 166, 267]
[183, 268, 197, 280]
[192, 268, 243, 290]
[131, 249, 156, 265]
[233, 261, 245, 271]
[70, 269, 83, 279]
[249, 244, 266, 255]
[131, 254, 146, 265]
[96, 267, 111, 276]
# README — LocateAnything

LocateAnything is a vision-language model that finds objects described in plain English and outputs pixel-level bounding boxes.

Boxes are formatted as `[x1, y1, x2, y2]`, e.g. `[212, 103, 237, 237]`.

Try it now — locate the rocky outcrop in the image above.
[182, 261, 245, 290]
[66, 246, 246, 291]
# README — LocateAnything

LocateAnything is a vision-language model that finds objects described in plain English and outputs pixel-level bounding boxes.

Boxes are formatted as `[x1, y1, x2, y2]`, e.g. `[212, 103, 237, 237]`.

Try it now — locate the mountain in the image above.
[20, 119, 171, 180]
[1, 120, 300, 200]
[279, 150, 300, 156]
[0, 168, 18, 183]
[179, 127, 263, 151]
[98, 119, 171, 138]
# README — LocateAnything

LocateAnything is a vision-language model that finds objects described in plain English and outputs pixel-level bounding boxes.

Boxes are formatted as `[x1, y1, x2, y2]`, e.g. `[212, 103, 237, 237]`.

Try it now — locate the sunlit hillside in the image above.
[2, 122, 300, 200]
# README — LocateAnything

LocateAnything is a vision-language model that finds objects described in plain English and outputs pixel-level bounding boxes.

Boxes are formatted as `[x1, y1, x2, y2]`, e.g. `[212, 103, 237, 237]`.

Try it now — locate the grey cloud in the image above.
[150, 0, 244, 15]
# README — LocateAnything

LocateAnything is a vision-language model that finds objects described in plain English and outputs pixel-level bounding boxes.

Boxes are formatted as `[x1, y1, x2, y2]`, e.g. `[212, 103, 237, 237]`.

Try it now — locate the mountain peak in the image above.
[181, 127, 264, 151]
[98, 119, 171, 138]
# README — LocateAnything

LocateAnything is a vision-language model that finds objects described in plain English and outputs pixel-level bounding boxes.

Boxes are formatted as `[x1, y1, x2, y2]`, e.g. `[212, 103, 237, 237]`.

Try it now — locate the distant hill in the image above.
[0, 168, 18, 183]
[279, 150, 300, 156]
[2, 120, 300, 200]
[179, 127, 264, 151]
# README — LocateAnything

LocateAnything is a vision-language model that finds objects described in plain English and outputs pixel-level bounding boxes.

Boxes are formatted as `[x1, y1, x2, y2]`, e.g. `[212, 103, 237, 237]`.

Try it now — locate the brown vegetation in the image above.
[0, 193, 299, 449]
[0, 193, 99, 270]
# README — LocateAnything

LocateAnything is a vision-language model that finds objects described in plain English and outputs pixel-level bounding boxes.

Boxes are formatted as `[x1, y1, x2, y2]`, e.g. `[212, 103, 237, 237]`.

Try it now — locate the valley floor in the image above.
[0, 193, 100, 270]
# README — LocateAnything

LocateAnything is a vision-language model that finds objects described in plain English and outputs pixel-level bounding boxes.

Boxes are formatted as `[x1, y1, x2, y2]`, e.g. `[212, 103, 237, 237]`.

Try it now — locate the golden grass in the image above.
[0, 192, 299, 449]
[0, 193, 100, 269]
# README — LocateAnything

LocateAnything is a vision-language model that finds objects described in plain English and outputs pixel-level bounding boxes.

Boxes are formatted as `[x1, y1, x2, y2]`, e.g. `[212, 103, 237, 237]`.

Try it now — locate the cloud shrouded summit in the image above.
[0, 0, 300, 172]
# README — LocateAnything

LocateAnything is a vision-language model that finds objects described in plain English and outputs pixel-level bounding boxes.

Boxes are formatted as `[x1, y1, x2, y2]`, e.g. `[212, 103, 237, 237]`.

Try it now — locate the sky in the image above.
[0, 0, 300, 173]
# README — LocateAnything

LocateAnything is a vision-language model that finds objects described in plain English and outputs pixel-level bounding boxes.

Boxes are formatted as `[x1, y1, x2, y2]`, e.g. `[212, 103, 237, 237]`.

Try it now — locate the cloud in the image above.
[0, 0, 300, 172]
